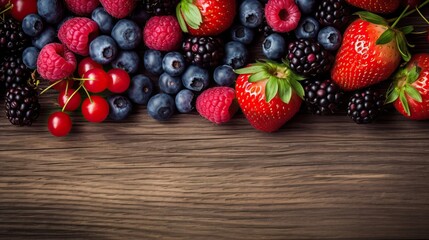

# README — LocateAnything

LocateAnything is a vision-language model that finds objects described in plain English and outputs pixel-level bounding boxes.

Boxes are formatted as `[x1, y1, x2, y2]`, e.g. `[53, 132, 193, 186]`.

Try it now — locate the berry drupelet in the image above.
[0, 54, 32, 89]
[314, 0, 352, 29]
[347, 89, 385, 124]
[304, 79, 344, 115]
[0, 18, 30, 54]
[5, 85, 40, 126]
[182, 36, 224, 69]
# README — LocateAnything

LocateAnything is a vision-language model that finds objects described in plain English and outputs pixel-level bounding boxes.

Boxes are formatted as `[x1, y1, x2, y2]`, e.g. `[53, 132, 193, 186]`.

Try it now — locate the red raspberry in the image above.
[265, 0, 301, 33]
[37, 43, 77, 81]
[58, 17, 99, 56]
[64, 0, 100, 16]
[99, 0, 136, 19]
[196, 87, 238, 124]
[143, 16, 183, 52]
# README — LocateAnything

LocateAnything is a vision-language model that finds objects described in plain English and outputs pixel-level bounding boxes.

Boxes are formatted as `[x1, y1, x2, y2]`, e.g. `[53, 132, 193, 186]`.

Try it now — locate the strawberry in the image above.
[176, 0, 236, 36]
[386, 53, 429, 120]
[345, 0, 401, 14]
[331, 12, 412, 91]
[235, 60, 304, 132]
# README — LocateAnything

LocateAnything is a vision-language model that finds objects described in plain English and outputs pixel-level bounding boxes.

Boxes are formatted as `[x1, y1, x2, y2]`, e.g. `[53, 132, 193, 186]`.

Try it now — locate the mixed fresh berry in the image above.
[1, 0, 429, 137]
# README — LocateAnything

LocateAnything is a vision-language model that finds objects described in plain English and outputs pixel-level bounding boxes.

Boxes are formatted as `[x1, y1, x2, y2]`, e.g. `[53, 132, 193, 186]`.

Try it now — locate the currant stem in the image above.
[391, 5, 410, 28]
[81, 84, 93, 104]
[61, 84, 82, 112]
[416, 7, 429, 25]
[39, 79, 64, 96]
[388, 0, 429, 23]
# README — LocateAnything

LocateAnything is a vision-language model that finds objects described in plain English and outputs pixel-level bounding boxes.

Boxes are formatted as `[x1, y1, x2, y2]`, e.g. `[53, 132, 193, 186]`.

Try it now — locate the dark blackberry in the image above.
[258, 18, 274, 37]
[142, 0, 179, 15]
[347, 89, 385, 124]
[304, 79, 344, 115]
[0, 54, 32, 89]
[315, 0, 351, 29]
[5, 85, 40, 126]
[182, 36, 224, 69]
[287, 39, 333, 77]
[0, 17, 30, 54]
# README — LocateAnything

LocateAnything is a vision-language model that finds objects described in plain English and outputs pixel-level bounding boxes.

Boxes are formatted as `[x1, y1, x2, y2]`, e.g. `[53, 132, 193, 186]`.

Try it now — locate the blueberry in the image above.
[295, 0, 317, 15]
[182, 65, 210, 92]
[91, 7, 115, 34]
[22, 47, 40, 70]
[111, 51, 140, 74]
[127, 74, 153, 105]
[159, 73, 182, 95]
[22, 14, 44, 37]
[89, 35, 118, 64]
[175, 89, 195, 113]
[108, 95, 133, 121]
[230, 25, 255, 45]
[224, 41, 248, 69]
[32, 26, 56, 49]
[214, 65, 237, 86]
[111, 19, 141, 50]
[262, 33, 286, 60]
[295, 16, 320, 39]
[162, 52, 186, 77]
[37, 0, 65, 24]
[318, 26, 342, 51]
[147, 93, 175, 121]
[239, 0, 264, 28]
[144, 49, 163, 75]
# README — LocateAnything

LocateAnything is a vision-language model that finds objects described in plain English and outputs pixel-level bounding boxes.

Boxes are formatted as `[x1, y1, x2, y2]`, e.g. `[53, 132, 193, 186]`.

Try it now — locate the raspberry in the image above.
[265, 0, 301, 33]
[37, 43, 77, 81]
[64, 0, 100, 15]
[143, 16, 182, 52]
[196, 87, 238, 124]
[58, 17, 99, 56]
[99, 0, 136, 19]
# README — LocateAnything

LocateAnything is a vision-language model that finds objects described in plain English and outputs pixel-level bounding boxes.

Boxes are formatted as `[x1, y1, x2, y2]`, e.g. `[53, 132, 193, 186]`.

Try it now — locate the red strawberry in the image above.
[386, 53, 429, 120]
[99, 0, 136, 19]
[235, 61, 304, 132]
[176, 0, 236, 36]
[58, 17, 99, 56]
[331, 12, 411, 91]
[143, 16, 183, 52]
[345, 0, 401, 14]
[64, 0, 100, 16]
[37, 43, 77, 81]
[265, 0, 301, 33]
[196, 87, 238, 124]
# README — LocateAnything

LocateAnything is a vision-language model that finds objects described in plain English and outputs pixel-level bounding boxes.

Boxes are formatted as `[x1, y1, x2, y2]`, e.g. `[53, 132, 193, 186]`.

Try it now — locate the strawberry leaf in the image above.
[396, 33, 412, 62]
[176, 5, 188, 33]
[399, 88, 411, 116]
[405, 84, 422, 102]
[407, 65, 421, 83]
[355, 11, 388, 25]
[376, 29, 395, 45]
[399, 25, 414, 35]
[177, 1, 202, 30]
[235, 65, 265, 75]
[289, 78, 304, 99]
[248, 71, 269, 83]
[279, 80, 292, 104]
[266, 76, 278, 102]
[385, 87, 400, 104]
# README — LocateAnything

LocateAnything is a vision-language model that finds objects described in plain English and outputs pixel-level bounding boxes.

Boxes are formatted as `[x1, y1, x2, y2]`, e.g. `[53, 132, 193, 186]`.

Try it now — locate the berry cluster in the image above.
[0, 0, 428, 136]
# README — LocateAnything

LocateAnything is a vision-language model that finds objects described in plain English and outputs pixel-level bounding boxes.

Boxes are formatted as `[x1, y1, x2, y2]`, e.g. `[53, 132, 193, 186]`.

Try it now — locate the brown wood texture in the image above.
[1, 9, 429, 240]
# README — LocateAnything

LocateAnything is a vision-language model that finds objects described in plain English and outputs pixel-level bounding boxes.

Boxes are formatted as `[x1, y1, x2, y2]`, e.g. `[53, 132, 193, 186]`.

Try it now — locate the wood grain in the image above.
[1, 9, 429, 240]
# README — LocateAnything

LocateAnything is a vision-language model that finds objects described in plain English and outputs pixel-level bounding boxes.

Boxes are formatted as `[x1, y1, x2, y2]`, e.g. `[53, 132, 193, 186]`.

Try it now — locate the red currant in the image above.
[78, 57, 103, 77]
[10, 0, 37, 21]
[52, 79, 74, 92]
[82, 68, 109, 93]
[81, 95, 109, 123]
[107, 68, 131, 93]
[48, 112, 73, 137]
[58, 88, 82, 112]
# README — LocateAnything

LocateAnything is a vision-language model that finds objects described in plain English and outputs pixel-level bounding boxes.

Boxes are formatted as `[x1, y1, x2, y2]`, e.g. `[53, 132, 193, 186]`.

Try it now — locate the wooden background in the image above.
[1, 8, 429, 240]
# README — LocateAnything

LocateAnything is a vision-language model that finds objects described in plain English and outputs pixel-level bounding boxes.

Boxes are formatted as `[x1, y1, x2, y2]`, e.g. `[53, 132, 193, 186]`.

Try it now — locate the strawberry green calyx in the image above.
[176, 0, 203, 33]
[235, 60, 305, 104]
[355, 10, 413, 62]
[386, 64, 423, 116]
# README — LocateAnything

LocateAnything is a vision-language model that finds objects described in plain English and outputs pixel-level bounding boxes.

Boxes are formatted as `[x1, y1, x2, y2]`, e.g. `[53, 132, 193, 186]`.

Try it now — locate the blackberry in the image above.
[347, 89, 385, 124]
[287, 39, 333, 77]
[182, 36, 224, 69]
[304, 79, 344, 115]
[258, 18, 274, 37]
[0, 54, 32, 89]
[0, 17, 30, 54]
[5, 85, 40, 126]
[142, 0, 179, 15]
[315, 0, 351, 29]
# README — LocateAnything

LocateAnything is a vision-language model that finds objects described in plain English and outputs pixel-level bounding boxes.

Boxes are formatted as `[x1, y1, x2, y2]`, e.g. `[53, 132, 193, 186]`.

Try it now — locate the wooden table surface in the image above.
[1, 10, 429, 240]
